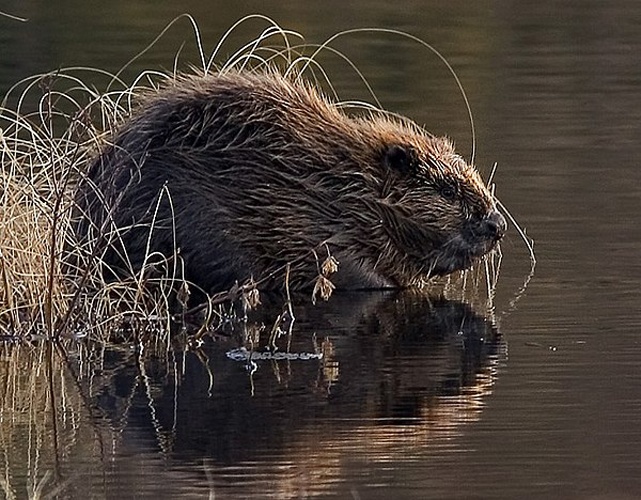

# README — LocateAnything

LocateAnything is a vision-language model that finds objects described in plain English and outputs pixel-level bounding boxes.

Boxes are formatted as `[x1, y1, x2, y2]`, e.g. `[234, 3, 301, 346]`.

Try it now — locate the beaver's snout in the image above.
[466, 209, 507, 251]
[482, 210, 507, 242]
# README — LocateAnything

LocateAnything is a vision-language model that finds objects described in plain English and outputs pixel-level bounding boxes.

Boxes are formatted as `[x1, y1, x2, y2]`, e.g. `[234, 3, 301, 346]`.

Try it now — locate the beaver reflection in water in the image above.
[78, 70, 506, 292]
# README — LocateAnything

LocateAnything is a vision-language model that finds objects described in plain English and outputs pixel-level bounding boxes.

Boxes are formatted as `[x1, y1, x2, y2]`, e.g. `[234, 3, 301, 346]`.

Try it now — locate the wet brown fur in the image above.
[77, 70, 505, 292]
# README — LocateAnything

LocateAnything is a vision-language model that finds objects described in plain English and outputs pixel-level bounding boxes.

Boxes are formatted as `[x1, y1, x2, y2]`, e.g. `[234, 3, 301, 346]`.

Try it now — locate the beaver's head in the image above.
[352, 119, 506, 286]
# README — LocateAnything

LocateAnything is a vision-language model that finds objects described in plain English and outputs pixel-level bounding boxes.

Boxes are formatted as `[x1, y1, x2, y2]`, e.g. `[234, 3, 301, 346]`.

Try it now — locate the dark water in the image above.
[2, 1, 641, 498]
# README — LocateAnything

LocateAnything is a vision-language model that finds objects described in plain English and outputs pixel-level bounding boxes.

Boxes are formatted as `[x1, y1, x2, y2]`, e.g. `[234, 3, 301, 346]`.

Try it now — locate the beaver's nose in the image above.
[483, 209, 507, 241]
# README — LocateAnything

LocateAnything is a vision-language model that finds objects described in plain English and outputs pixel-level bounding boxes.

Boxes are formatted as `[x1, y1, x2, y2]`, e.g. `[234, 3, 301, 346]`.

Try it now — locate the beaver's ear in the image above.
[382, 144, 419, 176]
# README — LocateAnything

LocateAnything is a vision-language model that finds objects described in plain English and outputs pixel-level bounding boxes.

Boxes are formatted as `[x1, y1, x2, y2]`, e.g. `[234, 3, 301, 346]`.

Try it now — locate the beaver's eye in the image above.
[440, 186, 456, 201]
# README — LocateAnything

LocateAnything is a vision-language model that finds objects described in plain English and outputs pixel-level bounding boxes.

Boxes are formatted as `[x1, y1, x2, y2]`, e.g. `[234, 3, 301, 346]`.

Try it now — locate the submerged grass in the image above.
[0, 15, 533, 342]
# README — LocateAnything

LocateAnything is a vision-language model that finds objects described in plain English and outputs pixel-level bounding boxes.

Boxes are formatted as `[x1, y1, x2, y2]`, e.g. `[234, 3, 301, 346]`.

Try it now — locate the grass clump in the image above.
[0, 77, 90, 338]
[0, 66, 176, 340]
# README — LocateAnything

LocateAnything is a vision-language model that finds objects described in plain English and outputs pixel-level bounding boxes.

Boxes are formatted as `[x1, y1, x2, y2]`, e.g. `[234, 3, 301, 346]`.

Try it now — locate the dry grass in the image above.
[0, 66, 181, 339]
[0, 81, 85, 337]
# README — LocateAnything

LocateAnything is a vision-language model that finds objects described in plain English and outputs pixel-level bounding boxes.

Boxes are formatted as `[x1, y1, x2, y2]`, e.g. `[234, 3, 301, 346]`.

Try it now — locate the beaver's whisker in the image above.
[495, 199, 536, 267]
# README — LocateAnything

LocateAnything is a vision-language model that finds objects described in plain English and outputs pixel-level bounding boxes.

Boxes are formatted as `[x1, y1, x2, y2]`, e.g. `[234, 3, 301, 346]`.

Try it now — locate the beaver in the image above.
[76, 70, 506, 292]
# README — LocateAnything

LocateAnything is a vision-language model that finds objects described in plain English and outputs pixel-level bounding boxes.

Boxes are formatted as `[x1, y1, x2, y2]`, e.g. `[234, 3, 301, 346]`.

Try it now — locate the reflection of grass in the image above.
[0, 14, 529, 340]
[0, 343, 82, 499]
[0, 336, 171, 499]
